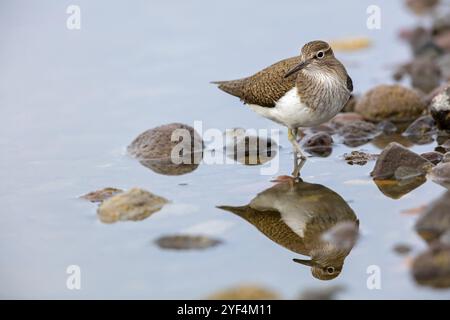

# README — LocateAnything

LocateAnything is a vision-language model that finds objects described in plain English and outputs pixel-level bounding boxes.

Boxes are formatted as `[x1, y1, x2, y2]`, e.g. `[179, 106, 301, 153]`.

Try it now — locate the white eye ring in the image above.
[326, 267, 335, 274]
[316, 51, 325, 59]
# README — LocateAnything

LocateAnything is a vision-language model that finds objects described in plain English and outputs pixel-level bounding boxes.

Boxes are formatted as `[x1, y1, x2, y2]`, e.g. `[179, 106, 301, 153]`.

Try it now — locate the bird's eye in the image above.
[316, 51, 325, 59]
[326, 267, 335, 274]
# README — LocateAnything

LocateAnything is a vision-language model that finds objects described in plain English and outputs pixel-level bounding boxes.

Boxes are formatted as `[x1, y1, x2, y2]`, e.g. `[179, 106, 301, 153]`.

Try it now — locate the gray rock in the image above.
[302, 132, 333, 157]
[429, 162, 450, 189]
[338, 121, 378, 147]
[415, 191, 450, 244]
[403, 115, 436, 144]
[430, 86, 450, 131]
[420, 151, 444, 165]
[298, 285, 345, 300]
[97, 188, 168, 223]
[343, 151, 376, 166]
[412, 243, 450, 289]
[371, 142, 433, 179]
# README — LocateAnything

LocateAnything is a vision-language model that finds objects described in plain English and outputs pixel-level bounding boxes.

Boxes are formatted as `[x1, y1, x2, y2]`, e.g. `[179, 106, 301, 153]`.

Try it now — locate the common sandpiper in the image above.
[213, 40, 353, 176]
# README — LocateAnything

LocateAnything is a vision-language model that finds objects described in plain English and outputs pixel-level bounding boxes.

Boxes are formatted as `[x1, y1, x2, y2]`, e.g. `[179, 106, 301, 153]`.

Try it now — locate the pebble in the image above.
[97, 188, 168, 223]
[302, 132, 333, 157]
[155, 235, 222, 250]
[338, 121, 378, 147]
[80, 187, 123, 203]
[415, 191, 450, 244]
[343, 150, 376, 166]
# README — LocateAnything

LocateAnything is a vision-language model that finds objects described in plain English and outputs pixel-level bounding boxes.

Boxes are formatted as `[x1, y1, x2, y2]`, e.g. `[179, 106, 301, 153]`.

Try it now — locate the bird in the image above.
[217, 179, 359, 280]
[212, 40, 353, 176]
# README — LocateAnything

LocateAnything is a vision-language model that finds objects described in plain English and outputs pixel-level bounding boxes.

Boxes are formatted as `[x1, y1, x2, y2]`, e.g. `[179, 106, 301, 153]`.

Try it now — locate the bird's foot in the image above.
[271, 175, 301, 187]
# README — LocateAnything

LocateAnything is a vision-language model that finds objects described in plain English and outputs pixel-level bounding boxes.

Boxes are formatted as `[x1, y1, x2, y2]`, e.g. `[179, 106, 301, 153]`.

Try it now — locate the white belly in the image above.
[249, 87, 348, 128]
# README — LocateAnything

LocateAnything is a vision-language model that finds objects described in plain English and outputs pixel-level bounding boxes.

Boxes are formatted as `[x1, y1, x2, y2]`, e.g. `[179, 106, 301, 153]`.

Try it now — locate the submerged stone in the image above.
[97, 188, 168, 223]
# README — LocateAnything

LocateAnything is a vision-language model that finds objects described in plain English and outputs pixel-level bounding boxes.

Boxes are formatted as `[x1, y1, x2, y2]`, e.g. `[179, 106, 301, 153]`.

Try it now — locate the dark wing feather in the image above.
[346, 75, 353, 92]
[213, 56, 301, 108]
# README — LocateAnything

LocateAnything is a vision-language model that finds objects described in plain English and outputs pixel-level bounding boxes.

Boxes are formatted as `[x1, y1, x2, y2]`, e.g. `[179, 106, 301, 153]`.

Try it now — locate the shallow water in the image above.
[1, 0, 450, 299]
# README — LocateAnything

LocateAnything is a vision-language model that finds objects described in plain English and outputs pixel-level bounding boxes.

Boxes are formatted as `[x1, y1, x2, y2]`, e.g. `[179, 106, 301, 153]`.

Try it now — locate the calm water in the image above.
[1, 0, 450, 299]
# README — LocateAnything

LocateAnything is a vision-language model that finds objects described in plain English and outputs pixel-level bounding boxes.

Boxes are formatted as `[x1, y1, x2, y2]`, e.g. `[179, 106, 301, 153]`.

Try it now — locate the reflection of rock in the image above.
[298, 285, 345, 300]
[302, 132, 333, 157]
[371, 142, 433, 179]
[373, 176, 427, 199]
[392, 243, 412, 255]
[225, 135, 277, 165]
[405, 0, 439, 16]
[80, 187, 123, 203]
[128, 123, 203, 176]
[371, 133, 414, 149]
[415, 191, 450, 244]
[403, 115, 436, 144]
[155, 235, 221, 250]
[355, 85, 426, 123]
[218, 180, 358, 281]
[338, 121, 378, 147]
[429, 162, 450, 189]
[421, 151, 444, 165]
[329, 112, 364, 128]
[207, 285, 279, 300]
[430, 86, 450, 131]
[412, 243, 450, 289]
[97, 188, 168, 223]
[343, 151, 376, 166]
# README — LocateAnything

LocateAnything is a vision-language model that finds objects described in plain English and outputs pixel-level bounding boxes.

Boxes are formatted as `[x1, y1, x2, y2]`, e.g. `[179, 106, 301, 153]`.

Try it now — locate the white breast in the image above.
[248, 72, 349, 128]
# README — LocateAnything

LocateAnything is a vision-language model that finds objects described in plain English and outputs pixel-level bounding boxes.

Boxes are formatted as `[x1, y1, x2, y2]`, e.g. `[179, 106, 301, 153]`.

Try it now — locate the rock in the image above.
[393, 243, 412, 255]
[343, 151, 376, 166]
[437, 53, 450, 80]
[321, 221, 359, 251]
[207, 285, 280, 300]
[409, 58, 442, 94]
[302, 132, 333, 157]
[394, 166, 424, 181]
[415, 191, 450, 244]
[155, 235, 222, 250]
[329, 112, 364, 128]
[403, 116, 436, 144]
[430, 86, 450, 131]
[412, 243, 450, 289]
[420, 151, 444, 165]
[80, 188, 123, 203]
[97, 188, 168, 223]
[225, 135, 277, 165]
[355, 85, 426, 123]
[405, 0, 440, 16]
[376, 121, 398, 134]
[338, 121, 378, 147]
[429, 162, 450, 189]
[298, 285, 345, 300]
[128, 123, 203, 176]
[371, 142, 433, 179]
[443, 152, 450, 163]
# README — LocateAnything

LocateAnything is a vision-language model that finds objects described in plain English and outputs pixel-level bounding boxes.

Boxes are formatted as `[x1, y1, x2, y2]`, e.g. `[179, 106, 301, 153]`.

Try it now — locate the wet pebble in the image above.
[403, 115, 436, 144]
[412, 243, 450, 289]
[343, 150, 376, 166]
[371, 142, 433, 179]
[420, 151, 444, 165]
[128, 123, 203, 176]
[355, 84, 426, 123]
[207, 285, 279, 300]
[302, 132, 333, 157]
[97, 188, 168, 223]
[338, 121, 378, 147]
[415, 191, 450, 244]
[155, 235, 222, 250]
[80, 187, 123, 203]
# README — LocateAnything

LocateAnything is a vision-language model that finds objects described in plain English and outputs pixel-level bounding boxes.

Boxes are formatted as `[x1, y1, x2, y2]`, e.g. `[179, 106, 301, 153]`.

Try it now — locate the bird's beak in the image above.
[284, 59, 310, 78]
[293, 258, 315, 266]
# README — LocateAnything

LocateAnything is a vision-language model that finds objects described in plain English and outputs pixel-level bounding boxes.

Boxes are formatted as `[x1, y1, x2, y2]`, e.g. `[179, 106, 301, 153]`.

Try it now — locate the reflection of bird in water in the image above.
[218, 179, 359, 280]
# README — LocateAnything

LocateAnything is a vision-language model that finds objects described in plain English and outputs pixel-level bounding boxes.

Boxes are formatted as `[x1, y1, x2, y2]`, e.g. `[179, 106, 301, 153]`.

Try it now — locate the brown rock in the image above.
[355, 85, 426, 123]
[429, 162, 450, 189]
[302, 132, 333, 157]
[128, 123, 203, 176]
[393, 243, 412, 255]
[412, 243, 450, 289]
[403, 115, 437, 144]
[298, 285, 345, 300]
[338, 121, 378, 147]
[430, 86, 450, 131]
[371, 142, 433, 179]
[415, 191, 450, 244]
[420, 151, 444, 165]
[343, 150, 376, 166]
[97, 188, 168, 223]
[207, 285, 280, 300]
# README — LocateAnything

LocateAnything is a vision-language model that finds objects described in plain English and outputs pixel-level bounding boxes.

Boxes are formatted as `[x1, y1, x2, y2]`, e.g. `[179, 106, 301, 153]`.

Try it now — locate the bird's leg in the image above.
[288, 128, 307, 178]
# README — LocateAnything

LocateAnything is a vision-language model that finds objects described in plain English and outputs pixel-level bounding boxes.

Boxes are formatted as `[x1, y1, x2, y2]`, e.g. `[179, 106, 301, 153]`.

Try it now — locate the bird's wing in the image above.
[213, 56, 302, 108]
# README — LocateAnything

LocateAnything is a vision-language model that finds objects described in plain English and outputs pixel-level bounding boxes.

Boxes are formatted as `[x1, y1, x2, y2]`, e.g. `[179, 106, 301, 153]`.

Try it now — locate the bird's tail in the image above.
[211, 79, 245, 99]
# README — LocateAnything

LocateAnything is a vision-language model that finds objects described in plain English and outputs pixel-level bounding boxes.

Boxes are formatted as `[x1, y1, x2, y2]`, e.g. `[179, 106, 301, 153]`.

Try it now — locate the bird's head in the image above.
[284, 40, 336, 78]
[293, 242, 350, 280]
